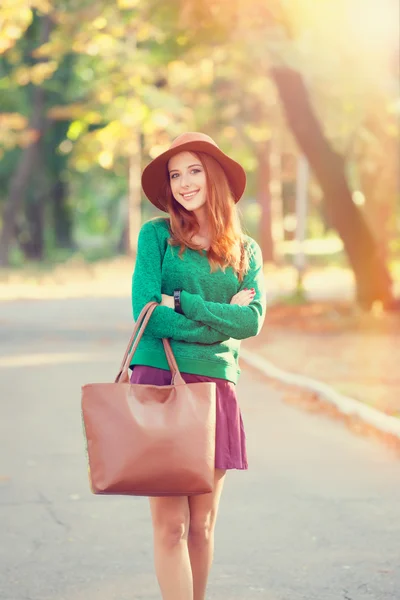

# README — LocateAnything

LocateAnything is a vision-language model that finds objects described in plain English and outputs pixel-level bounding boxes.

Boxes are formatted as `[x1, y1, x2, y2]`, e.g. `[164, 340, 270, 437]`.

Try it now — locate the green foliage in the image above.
[0, 0, 398, 264]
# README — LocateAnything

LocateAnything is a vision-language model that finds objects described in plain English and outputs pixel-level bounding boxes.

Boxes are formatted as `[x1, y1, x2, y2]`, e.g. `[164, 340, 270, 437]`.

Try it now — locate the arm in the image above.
[180, 241, 266, 340]
[132, 221, 230, 344]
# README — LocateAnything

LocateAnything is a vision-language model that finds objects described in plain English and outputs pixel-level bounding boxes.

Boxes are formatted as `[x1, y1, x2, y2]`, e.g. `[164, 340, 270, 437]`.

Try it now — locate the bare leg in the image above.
[149, 495, 193, 600]
[188, 469, 226, 600]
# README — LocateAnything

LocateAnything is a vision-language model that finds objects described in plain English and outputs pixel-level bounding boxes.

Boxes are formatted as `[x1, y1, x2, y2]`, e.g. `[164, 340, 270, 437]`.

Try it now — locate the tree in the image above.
[184, 0, 398, 307]
[271, 67, 394, 308]
[0, 11, 52, 265]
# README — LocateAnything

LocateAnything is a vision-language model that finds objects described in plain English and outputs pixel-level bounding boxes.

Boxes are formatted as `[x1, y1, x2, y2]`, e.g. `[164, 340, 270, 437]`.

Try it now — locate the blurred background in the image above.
[0, 0, 399, 412]
[1, 6, 400, 597]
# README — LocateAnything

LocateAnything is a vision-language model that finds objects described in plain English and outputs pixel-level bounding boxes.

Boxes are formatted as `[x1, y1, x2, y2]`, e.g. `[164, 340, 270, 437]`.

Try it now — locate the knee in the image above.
[189, 514, 214, 546]
[153, 517, 188, 549]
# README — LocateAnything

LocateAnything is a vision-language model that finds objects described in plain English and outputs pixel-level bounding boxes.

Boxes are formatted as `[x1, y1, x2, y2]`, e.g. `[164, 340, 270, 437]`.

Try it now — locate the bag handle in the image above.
[117, 302, 155, 375]
[122, 303, 178, 378]
[116, 302, 185, 386]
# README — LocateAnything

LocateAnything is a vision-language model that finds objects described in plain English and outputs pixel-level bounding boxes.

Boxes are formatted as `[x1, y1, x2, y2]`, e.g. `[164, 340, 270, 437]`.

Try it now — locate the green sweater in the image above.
[130, 217, 266, 384]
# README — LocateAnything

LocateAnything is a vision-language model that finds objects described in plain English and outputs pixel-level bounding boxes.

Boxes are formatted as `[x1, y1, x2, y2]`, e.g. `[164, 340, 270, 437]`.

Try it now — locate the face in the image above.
[168, 151, 207, 213]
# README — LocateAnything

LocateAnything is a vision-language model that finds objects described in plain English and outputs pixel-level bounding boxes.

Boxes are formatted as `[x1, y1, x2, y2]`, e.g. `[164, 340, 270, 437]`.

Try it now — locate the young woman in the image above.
[130, 132, 266, 600]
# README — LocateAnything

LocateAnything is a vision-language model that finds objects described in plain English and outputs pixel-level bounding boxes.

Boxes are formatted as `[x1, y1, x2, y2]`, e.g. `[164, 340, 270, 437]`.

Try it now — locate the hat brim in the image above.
[141, 140, 246, 212]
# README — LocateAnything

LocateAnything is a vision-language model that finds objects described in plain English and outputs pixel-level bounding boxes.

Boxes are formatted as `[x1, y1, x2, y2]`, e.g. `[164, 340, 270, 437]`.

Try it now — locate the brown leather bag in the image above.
[81, 301, 216, 496]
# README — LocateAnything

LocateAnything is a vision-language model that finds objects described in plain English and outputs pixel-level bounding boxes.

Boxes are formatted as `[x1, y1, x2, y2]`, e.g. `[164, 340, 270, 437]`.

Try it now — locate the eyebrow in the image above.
[169, 163, 202, 174]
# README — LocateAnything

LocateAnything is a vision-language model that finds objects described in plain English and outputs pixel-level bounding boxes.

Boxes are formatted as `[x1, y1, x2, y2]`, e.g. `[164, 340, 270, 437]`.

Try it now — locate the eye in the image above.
[170, 173, 179, 179]
[191, 168, 201, 175]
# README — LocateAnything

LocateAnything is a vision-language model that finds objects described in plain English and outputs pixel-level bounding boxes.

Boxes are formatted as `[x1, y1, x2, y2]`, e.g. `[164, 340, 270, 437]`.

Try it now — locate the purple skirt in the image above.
[130, 365, 248, 470]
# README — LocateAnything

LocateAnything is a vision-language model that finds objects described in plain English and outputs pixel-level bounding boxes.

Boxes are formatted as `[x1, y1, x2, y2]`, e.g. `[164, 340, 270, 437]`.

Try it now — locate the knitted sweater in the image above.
[130, 217, 266, 384]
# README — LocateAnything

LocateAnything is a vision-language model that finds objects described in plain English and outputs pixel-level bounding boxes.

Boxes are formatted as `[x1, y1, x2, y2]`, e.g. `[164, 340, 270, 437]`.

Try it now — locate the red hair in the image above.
[161, 151, 250, 281]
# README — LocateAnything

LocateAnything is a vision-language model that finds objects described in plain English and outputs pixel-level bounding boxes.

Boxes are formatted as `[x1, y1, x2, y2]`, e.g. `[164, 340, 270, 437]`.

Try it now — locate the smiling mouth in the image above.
[181, 190, 199, 200]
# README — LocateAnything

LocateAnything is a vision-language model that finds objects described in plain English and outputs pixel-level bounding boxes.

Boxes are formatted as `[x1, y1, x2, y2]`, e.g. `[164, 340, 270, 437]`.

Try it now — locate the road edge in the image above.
[240, 349, 400, 439]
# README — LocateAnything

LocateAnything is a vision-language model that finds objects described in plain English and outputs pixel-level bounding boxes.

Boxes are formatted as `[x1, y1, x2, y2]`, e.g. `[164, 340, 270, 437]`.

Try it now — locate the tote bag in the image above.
[81, 302, 216, 496]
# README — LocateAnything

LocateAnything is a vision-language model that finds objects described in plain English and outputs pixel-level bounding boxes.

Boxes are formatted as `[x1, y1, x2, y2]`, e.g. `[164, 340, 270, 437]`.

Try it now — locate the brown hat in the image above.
[141, 132, 246, 211]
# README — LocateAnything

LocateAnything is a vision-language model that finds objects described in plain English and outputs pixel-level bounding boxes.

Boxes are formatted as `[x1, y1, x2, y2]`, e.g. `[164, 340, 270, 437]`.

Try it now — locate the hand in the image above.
[161, 294, 175, 309]
[230, 288, 255, 306]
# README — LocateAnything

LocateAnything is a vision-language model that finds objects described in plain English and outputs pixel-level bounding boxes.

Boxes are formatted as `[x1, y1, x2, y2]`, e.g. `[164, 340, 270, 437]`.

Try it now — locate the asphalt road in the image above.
[1, 297, 400, 600]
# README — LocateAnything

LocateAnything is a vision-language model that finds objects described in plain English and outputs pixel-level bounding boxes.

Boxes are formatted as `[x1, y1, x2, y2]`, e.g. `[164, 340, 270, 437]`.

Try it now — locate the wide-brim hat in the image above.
[141, 132, 246, 211]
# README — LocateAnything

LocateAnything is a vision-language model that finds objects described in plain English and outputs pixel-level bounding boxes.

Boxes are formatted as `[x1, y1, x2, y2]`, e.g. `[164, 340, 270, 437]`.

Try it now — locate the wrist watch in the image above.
[173, 289, 184, 314]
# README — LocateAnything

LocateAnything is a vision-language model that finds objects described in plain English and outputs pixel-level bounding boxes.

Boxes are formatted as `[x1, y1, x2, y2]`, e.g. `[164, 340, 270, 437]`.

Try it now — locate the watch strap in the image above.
[173, 289, 184, 314]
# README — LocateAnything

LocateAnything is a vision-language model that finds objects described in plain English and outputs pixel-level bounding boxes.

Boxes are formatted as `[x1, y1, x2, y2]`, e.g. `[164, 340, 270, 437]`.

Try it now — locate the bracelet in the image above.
[173, 289, 184, 314]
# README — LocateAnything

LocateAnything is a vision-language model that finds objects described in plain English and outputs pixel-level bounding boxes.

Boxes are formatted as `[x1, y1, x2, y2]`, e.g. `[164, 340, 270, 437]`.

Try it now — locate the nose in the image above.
[180, 173, 190, 189]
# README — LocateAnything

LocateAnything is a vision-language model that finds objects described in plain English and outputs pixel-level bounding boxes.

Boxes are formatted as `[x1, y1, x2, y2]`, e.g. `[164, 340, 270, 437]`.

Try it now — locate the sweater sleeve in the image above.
[180, 241, 266, 340]
[132, 221, 230, 344]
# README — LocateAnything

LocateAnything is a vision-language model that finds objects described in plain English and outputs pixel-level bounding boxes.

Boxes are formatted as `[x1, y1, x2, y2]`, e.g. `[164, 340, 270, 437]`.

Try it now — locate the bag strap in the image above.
[116, 302, 185, 386]
[117, 302, 155, 375]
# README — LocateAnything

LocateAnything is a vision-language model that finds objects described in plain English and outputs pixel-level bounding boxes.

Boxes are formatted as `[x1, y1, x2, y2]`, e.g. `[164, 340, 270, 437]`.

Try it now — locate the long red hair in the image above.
[160, 151, 250, 281]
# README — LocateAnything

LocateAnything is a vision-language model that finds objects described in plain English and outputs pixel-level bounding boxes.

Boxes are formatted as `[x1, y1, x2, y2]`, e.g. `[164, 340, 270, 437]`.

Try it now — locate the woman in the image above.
[130, 132, 266, 600]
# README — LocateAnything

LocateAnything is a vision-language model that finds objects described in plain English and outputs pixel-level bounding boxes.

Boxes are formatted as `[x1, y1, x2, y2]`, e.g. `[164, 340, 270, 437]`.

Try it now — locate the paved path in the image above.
[1, 297, 400, 600]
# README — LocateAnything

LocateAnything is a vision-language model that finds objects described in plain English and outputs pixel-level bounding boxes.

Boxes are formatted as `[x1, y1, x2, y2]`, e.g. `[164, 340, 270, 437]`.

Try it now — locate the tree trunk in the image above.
[271, 67, 394, 309]
[18, 131, 49, 260]
[53, 179, 74, 249]
[0, 15, 51, 266]
[256, 141, 274, 262]
[17, 195, 45, 260]
[269, 139, 285, 264]
[281, 152, 297, 241]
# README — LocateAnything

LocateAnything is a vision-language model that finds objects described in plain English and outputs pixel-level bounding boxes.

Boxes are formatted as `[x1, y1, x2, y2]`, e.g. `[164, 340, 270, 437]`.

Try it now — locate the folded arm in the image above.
[132, 222, 230, 344]
[180, 241, 266, 340]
